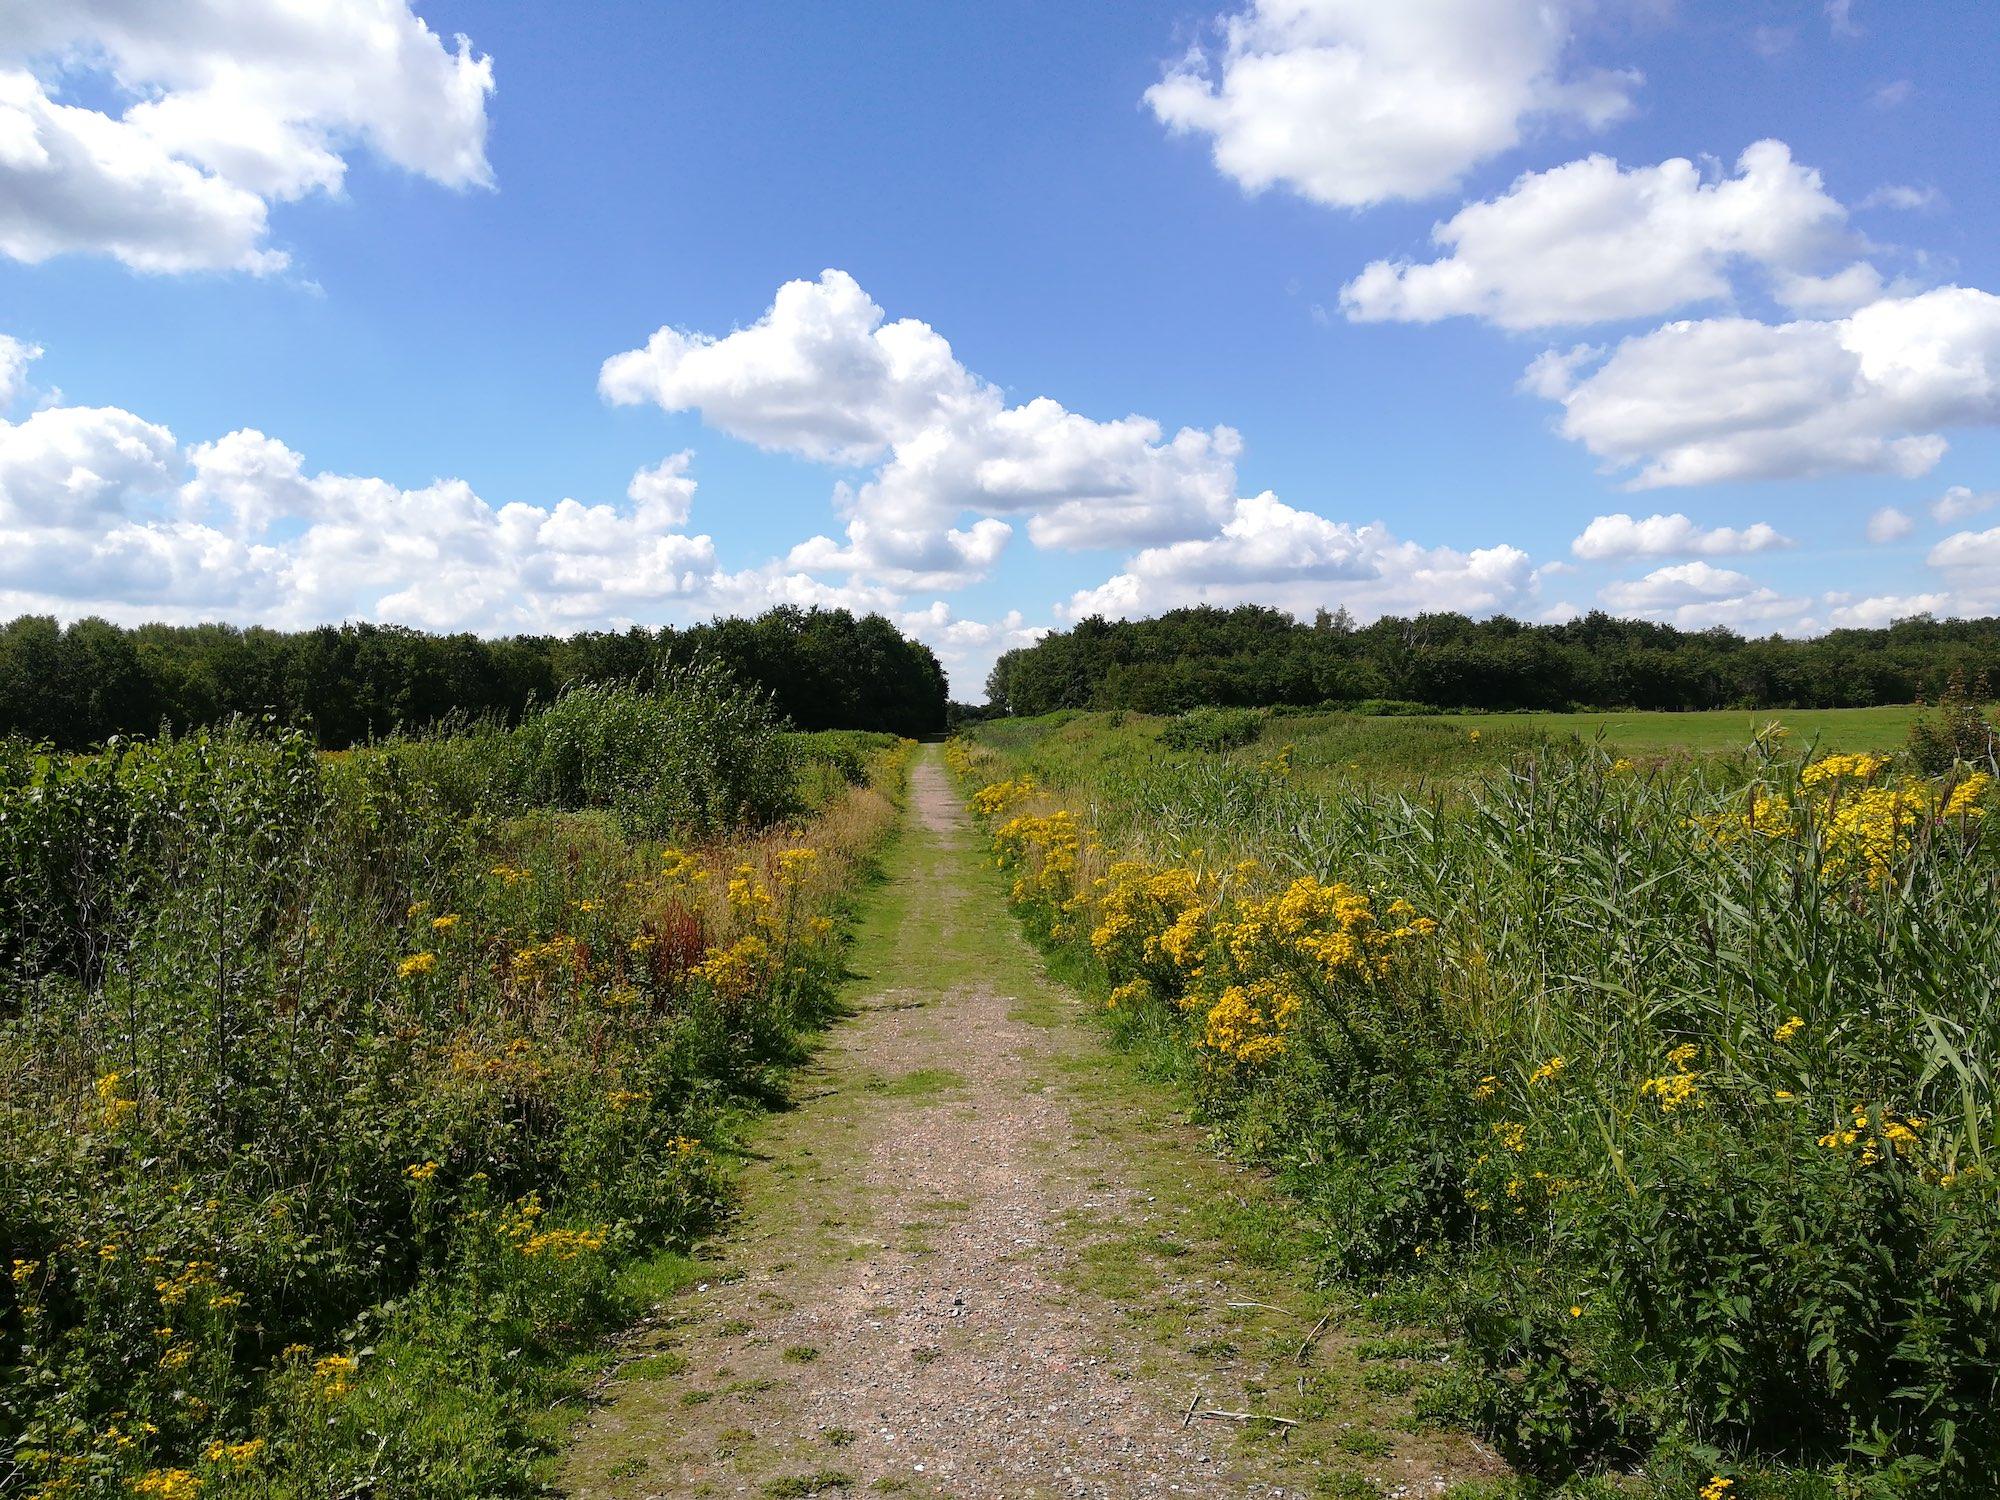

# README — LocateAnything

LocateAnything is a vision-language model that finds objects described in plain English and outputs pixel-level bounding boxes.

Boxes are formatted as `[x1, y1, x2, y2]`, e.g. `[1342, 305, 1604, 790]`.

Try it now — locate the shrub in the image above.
[1158, 706, 1267, 752]
[500, 659, 797, 836]
[1907, 670, 1997, 773]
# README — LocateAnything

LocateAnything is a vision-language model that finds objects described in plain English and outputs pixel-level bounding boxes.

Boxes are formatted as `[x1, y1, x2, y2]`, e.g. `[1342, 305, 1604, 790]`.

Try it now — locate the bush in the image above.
[1907, 670, 1997, 773]
[500, 659, 797, 837]
[1159, 706, 1267, 752]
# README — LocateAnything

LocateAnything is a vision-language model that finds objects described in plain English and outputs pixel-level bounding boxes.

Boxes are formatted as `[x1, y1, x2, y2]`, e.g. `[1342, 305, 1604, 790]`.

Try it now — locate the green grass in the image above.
[972, 704, 1924, 797]
[1414, 703, 1921, 754]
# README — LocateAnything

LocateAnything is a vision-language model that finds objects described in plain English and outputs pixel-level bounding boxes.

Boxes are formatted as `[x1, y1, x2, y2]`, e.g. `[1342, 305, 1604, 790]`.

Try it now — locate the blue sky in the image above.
[2, 1, 1998, 692]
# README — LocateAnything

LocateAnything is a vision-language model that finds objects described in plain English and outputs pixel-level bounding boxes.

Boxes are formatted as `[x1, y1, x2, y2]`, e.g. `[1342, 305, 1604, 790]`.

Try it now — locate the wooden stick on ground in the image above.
[1200, 1409, 1300, 1428]
[1294, 1311, 1332, 1364]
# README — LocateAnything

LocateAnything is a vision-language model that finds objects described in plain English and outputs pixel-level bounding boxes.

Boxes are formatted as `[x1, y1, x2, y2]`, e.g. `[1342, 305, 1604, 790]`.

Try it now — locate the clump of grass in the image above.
[763, 1468, 855, 1497]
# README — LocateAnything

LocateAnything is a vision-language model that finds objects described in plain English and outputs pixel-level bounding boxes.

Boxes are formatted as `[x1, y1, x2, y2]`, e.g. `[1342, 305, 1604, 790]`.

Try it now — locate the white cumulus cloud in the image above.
[895, 601, 1047, 694]
[1866, 506, 1915, 543]
[1928, 527, 2000, 573]
[1571, 511, 1791, 560]
[602, 270, 1242, 587]
[0, 402, 180, 525]
[1527, 286, 2000, 487]
[1599, 560, 1808, 629]
[1062, 493, 1534, 623]
[1342, 141, 1875, 330]
[1823, 592, 1951, 627]
[0, 333, 41, 407]
[1930, 485, 1998, 524]
[1144, 0, 1636, 210]
[0, 0, 493, 273]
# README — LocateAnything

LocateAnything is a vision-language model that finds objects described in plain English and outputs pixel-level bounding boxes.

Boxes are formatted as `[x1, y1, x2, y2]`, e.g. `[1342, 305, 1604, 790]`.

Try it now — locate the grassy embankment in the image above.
[0, 667, 911, 1498]
[953, 704, 1999, 1498]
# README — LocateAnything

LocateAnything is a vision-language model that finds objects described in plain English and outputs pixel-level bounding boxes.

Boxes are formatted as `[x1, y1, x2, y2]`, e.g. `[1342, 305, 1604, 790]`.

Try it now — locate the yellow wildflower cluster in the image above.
[1215, 878, 1431, 988]
[1186, 878, 1432, 1063]
[1201, 979, 1302, 1063]
[1529, 1055, 1566, 1086]
[1774, 1015, 1805, 1044]
[694, 933, 769, 999]
[130, 1471, 201, 1499]
[606, 1088, 646, 1111]
[1089, 860, 1207, 991]
[1696, 761, 1992, 881]
[518, 1226, 608, 1261]
[1106, 978, 1151, 1011]
[1799, 753, 1890, 789]
[942, 738, 979, 779]
[200, 1438, 264, 1469]
[404, 1160, 439, 1182]
[397, 951, 437, 979]
[726, 862, 774, 919]
[1823, 781, 1939, 881]
[430, 912, 460, 933]
[509, 933, 582, 983]
[775, 846, 820, 885]
[1639, 1043, 1703, 1113]
[153, 1260, 217, 1309]
[1818, 1104, 1926, 1167]
[95, 1070, 138, 1130]
[974, 779, 1434, 1068]
[313, 1353, 358, 1398]
[659, 846, 709, 887]
[993, 809, 1082, 910]
[971, 776, 1037, 817]
[1694, 788, 1795, 843]
[489, 862, 530, 886]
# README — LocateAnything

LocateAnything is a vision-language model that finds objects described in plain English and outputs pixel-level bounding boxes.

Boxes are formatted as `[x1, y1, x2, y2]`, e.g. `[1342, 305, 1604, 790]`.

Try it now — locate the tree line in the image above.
[0, 606, 948, 749]
[985, 606, 2000, 716]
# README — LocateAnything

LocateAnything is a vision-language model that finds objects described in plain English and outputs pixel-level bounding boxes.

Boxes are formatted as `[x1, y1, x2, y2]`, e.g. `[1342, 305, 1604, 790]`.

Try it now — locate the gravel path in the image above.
[560, 750, 1502, 1499]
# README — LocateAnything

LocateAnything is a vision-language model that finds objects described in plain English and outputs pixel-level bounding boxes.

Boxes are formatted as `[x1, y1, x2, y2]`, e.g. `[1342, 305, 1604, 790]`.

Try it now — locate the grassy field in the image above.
[974, 703, 1928, 795]
[954, 702, 2000, 1497]
[1420, 704, 1923, 754]
[0, 678, 910, 1497]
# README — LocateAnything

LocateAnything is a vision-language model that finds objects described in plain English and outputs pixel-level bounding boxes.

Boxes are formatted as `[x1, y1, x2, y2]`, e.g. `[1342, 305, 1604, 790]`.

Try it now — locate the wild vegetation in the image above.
[986, 604, 2000, 718]
[0, 604, 947, 750]
[952, 692, 2000, 1496]
[0, 666, 911, 1497]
